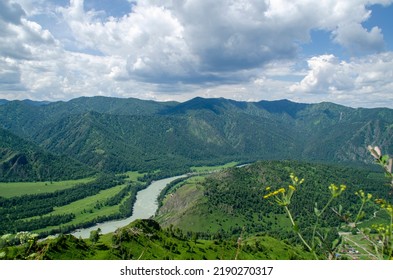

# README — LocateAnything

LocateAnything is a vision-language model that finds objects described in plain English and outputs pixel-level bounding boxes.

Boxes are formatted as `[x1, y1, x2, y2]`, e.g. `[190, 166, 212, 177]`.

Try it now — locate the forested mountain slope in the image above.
[0, 96, 392, 176]
[0, 127, 95, 181]
[156, 160, 387, 241]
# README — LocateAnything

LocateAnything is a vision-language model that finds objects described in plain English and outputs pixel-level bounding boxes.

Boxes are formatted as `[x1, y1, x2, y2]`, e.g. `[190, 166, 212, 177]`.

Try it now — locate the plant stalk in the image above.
[284, 206, 315, 256]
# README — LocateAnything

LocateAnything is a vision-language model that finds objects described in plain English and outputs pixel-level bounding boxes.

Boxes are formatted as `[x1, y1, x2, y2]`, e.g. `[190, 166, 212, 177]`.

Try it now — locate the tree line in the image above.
[202, 160, 387, 242]
[0, 175, 123, 234]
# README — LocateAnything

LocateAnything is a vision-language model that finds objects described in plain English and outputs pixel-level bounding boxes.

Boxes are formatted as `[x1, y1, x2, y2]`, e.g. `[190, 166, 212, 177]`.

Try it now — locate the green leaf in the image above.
[332, 238, 341, 250]
[314, 236, 322, 247]
[381, 155, 389, 165]
[314, 207, 321, 217]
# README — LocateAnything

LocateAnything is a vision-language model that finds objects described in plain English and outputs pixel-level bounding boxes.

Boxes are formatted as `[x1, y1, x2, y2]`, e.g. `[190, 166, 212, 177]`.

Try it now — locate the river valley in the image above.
[71, 174, 187, 239]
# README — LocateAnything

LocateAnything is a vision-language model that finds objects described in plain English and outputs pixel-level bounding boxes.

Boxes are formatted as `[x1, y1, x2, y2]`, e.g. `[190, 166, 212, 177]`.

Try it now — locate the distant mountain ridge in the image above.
[0, 96, 392, 179]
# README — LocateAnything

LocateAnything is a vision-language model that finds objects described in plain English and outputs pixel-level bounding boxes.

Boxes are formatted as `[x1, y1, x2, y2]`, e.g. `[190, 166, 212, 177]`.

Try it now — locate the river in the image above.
[70, 174, 187, 239]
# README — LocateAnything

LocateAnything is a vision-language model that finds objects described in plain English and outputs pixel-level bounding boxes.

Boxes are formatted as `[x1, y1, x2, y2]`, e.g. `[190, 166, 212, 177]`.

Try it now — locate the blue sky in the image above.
[1, 0, 393, 108]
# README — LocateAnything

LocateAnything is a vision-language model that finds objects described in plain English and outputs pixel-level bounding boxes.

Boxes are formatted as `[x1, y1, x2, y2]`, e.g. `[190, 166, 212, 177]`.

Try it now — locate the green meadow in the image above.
[190, 161, 239, 173]
[0, 177, 95, 198]
[0, 171, 147, 236]
[34, 183, 129, 234]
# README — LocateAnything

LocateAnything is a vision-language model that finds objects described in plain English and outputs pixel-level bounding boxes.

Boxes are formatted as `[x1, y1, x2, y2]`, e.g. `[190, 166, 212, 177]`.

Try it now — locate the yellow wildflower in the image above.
[263, 187, 285, 199]
[329, 184, 346, 198]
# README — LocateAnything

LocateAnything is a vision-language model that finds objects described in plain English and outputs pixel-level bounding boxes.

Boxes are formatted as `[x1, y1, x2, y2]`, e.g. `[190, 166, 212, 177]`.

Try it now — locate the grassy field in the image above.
[32, 171, 146, 234]
[339, 232, 380, 260]
[0, 177, 96, 198]
[190, 161, 239, 173]
[34, 183, 130, 234]
[0, 170, 146, 235]
[0, 171, 143, 199]
[122, 171, 145, 182]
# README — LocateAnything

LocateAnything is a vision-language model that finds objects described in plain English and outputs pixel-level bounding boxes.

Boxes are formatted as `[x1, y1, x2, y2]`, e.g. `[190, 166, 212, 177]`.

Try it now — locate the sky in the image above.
[1, 0, 393, 108]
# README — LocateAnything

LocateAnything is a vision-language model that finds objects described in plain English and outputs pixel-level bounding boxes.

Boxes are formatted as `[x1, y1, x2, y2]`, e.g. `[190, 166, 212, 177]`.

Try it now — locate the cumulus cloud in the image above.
[289, 55, 354, 93]
[332, 23, 385, 54]
[165, 0, 295, 72]
[58, 0, 296, 82]
[0, 1, 135, 100]
[0, 0, 57, 61]
[0, 0, 392, 107]
[290, 52, 393, 107]
[57, 0, 392, 82]
[0, 0, 63, 99]
[58, 0, 200, 83]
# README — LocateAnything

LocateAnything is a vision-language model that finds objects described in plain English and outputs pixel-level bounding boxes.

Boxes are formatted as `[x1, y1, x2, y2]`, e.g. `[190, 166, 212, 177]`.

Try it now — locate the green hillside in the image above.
[0, 219, 313, 260]
[0, 97, 175, 139]
[0, 127, 95, 182]
[0, 96, 392, 260]
[156, 161, 387, 243]
[1, 96, 392, 175]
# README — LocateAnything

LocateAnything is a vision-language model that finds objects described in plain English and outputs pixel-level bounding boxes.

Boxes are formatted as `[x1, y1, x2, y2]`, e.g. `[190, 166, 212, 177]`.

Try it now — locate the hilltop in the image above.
[0, 219, 313, 260]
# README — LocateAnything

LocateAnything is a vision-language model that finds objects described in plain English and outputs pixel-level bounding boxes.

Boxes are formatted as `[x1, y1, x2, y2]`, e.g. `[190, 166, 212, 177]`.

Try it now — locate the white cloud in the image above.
[58, 0, 392, 81]
[289, 55, 354, 93]
[58, 1, 199, 82]
[0, 0, 393, 108]
[332, 23, 385, 54]
[0, 0, 58, 61]
[290, 52, 393, 107]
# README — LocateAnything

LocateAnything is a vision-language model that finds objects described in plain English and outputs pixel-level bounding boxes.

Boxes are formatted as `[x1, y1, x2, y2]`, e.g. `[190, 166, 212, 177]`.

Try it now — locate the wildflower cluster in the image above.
[260, 145, 392, 259]
[328, 184, 346, 198]
[355, 190, 373, 203]
[290, 173, 305, 185]
[375, 199, 393, 216]
[366, 146, 393, 259]
[263, 187, 285, 199]
[351, 190, 373, 224]
[371, 223, 392, 258]
[263, 173, 304, 206]
[373, 224, 391, 236]
[263, 172, 349, 259]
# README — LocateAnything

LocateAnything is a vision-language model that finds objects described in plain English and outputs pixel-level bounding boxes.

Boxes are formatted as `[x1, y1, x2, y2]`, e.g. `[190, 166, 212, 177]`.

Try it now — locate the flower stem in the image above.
[354, 200, 366, 225]
[284, 206, 314, 255]
[311, 197, 334, 249]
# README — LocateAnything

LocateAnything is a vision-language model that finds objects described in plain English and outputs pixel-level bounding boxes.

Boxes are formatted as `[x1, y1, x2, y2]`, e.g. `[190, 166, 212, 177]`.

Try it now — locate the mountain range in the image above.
[0, 96, 392, 181]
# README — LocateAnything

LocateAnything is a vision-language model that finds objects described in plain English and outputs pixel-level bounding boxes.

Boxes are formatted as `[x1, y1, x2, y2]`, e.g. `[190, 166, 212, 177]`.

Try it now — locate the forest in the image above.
[0, 96, 392, 260]
[1, 96, 392, 182]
